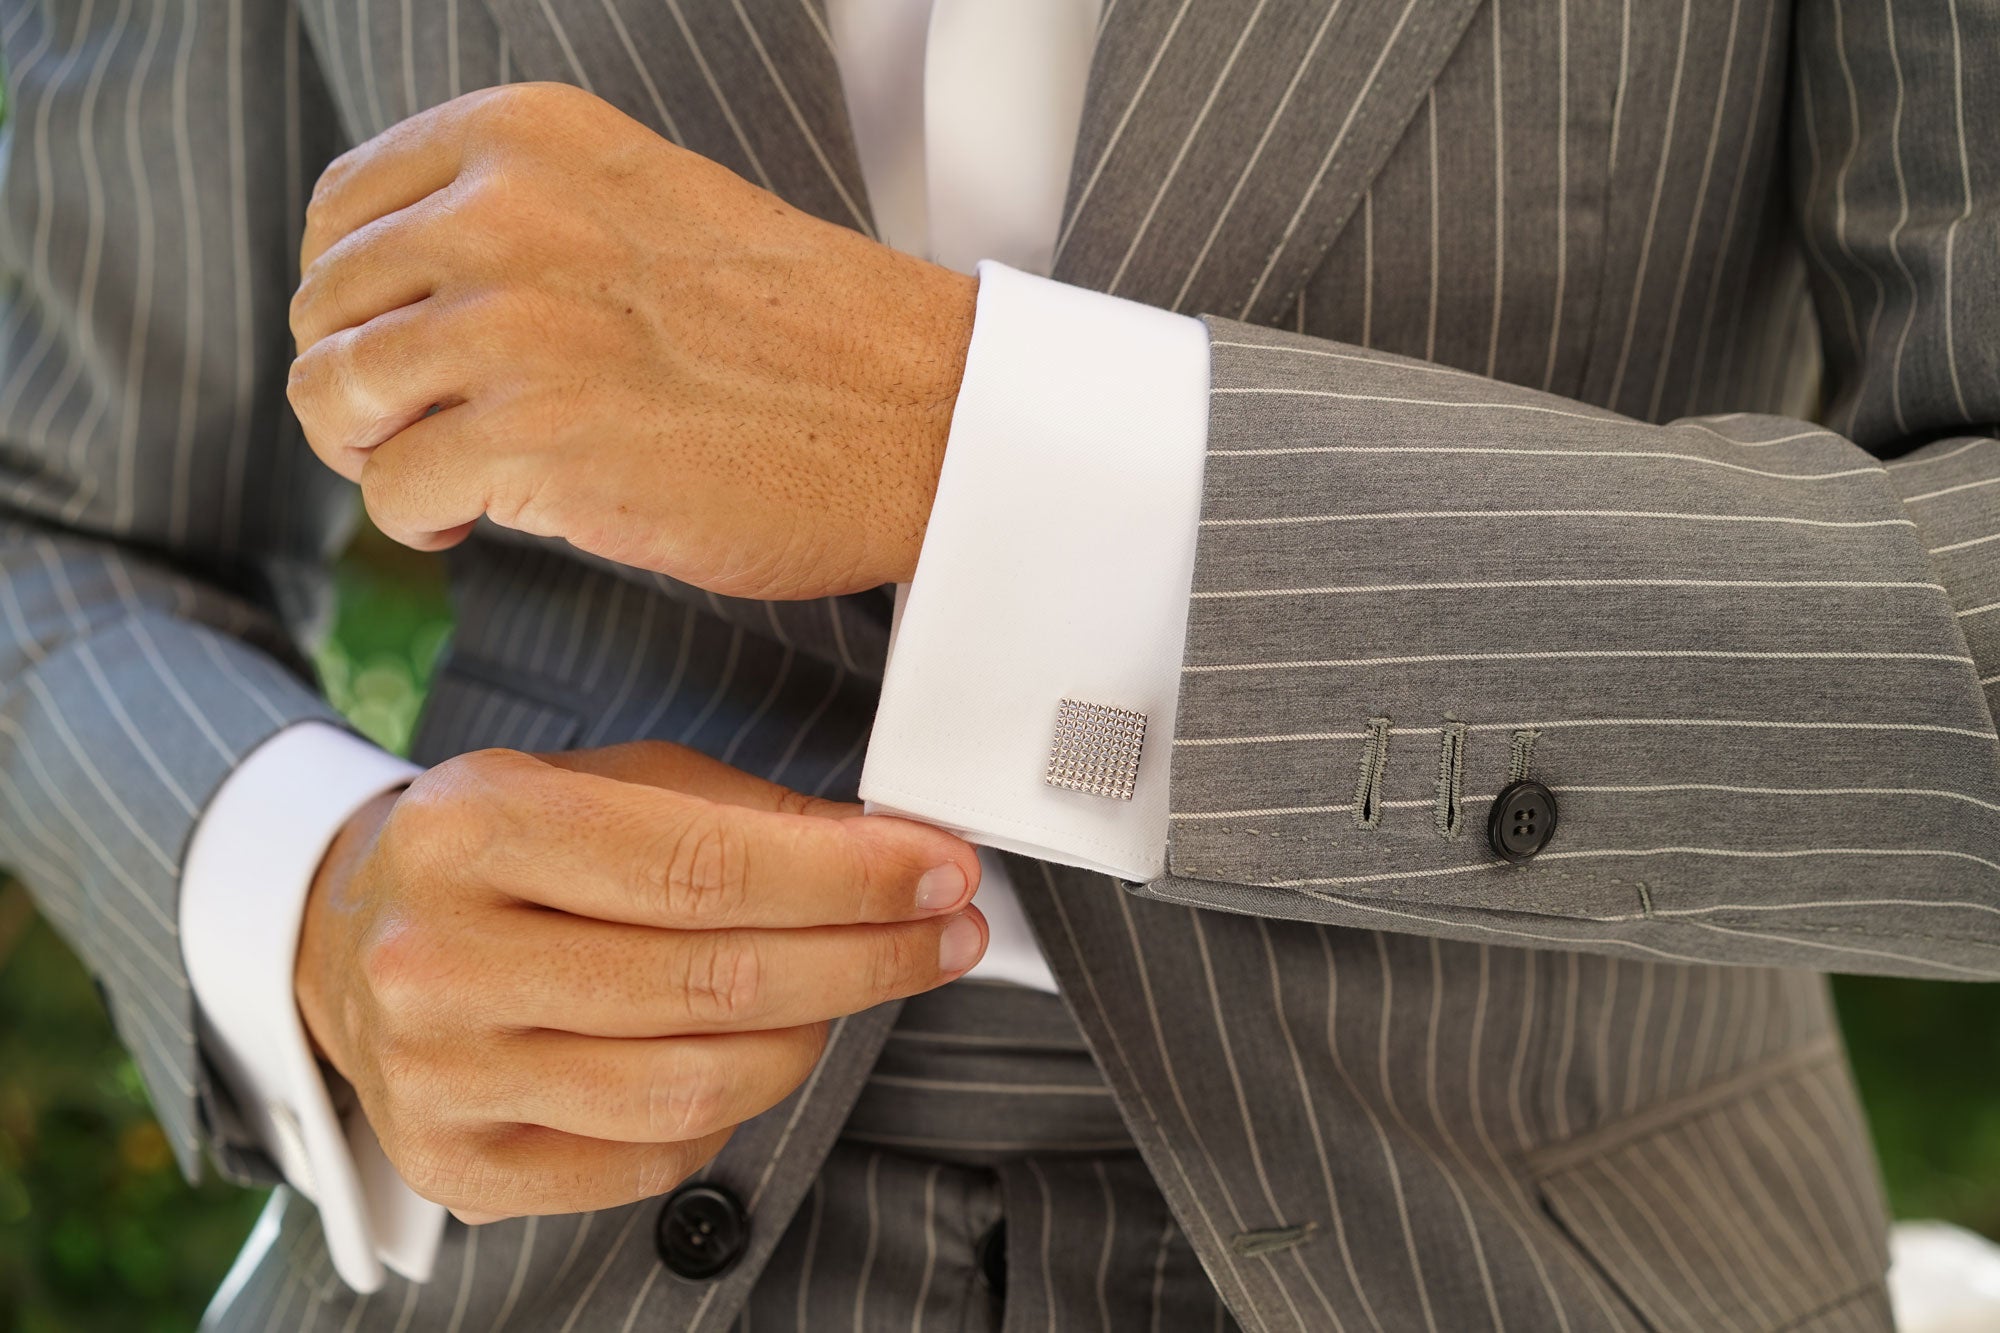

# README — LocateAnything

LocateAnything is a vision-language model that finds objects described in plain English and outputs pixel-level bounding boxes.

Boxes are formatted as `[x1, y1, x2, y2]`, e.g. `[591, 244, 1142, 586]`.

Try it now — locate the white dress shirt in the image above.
[178, 0, 1210, 1293]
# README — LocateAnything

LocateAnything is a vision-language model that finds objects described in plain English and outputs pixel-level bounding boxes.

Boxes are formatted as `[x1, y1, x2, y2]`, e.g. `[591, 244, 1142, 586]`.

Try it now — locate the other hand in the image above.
[287, 83, 978, 599]
[294, 741, 986, 1223]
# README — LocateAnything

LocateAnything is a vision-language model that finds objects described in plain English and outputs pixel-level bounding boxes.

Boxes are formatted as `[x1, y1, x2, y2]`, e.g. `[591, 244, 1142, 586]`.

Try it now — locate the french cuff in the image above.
[179, 721, 444, 1293]
[860, 261, 1210, 882]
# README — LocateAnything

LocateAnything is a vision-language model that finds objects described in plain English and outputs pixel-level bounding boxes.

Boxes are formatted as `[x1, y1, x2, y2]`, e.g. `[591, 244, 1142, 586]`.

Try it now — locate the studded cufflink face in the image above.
[1045, 699, 1147, 801]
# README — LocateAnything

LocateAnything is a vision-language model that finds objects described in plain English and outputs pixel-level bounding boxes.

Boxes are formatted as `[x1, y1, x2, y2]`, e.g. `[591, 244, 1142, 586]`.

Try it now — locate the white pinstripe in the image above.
[907, 1163, 940, 1333]
[1234, 0, 1425, 318]
[850, 1151, 882, 1333]
[596, 0, 685, 144]
[1253, 919, 1381, 1333]
[1483, 0, 1504, 380]
[1050, 0, 1194, 263]
[1191, 576, 1942, 600]
[1887, 436, 1994, 469]
[1316, 927, 1439, 1333]
[658, 0, 770, 191]
[1104, 0, 1271, 298]
[1182, 647, 1972, 673]
[1177, 716, 2000, 746]
[1903, 472, 2000, 504]
[725, 0, 872, 236]
[1209, 431, 1884, 482]
[554, 1208, 643, 1333]
[1163, 0, 1342, 312]
[1646, 0, 1742, 421]
[1875, 0, 1921, 437]
[487, 1213, 537, 1333]
[1931, 529, 2000, 555]
[1188, 912, 1340, 1327]
[1265, 843, 2000, 891]
[1193, 504, 1913, 530]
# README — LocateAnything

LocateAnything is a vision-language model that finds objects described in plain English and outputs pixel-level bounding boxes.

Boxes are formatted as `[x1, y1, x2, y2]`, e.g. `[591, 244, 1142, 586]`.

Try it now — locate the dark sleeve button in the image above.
[655, 1183, 749, 1280]
[1488, 780, 1558, 863]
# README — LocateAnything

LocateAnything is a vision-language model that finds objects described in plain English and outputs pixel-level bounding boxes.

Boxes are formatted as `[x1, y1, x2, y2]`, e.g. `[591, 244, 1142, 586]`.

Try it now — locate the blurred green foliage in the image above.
[0, 529, 453, 1333]
[312, 527, 454, 757]
[0, 532, 1996, 1331]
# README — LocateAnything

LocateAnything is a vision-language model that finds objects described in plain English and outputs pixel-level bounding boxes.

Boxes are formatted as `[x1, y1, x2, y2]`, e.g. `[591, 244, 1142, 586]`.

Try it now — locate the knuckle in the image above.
[356, 919, 445, 1013]
[676, 932, 763, 1025]
[382, 770, 463, 855]
[359, 471, 405, 535]
[647, 1057, 724, 1141]
[287, 275, 318, 340]
[403, 1132, 500, 1212]
[304, 157, 357, 239]
[486, 80, 583, 120]
[387, 752, 521, 870]
[768, 787, 819, 818]
[286, 343, 329, 413]
[384, 1130, 455, 1201]
[656, 811, 747, 926]
[868, 924, 931, 998]
[636, 1143, 704, 1200]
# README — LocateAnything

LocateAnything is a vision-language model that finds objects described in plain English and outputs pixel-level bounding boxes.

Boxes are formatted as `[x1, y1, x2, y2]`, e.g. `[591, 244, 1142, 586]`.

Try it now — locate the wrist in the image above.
[879, 262, 977, 585]
[295, 788, 400, 1074]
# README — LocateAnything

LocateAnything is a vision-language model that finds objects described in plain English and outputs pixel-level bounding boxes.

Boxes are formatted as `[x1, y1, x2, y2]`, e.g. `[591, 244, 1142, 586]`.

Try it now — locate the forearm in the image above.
[0, 520, 347, 1175]
[1155, 321, 1998, 978]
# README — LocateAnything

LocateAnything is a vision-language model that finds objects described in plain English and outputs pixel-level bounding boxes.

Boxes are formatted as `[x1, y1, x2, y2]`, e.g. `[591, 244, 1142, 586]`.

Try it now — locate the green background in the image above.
[0, 528, 1997, 1332]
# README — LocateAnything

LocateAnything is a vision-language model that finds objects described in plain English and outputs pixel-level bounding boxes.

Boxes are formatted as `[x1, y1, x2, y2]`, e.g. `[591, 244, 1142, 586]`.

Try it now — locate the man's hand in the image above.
[287, 83, 977, 600]
[295, 741, 986, 1223]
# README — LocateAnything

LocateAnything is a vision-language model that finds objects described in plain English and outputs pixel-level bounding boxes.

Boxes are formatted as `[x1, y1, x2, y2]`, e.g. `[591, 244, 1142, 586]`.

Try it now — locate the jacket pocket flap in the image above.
[1528, 1041, 1888, 1333]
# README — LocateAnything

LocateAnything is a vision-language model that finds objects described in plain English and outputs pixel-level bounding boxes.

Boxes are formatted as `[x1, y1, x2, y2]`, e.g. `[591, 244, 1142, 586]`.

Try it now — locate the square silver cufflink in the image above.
[1045, 699, 1148, 801]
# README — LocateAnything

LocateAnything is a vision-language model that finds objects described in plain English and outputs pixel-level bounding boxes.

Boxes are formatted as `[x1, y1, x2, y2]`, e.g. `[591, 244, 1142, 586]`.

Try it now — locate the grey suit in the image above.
[2, 0, 1995, 1329]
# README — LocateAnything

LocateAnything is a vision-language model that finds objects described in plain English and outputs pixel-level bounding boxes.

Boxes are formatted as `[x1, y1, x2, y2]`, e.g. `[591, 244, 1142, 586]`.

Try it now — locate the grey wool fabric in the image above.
[1, 0, 1996, 1330]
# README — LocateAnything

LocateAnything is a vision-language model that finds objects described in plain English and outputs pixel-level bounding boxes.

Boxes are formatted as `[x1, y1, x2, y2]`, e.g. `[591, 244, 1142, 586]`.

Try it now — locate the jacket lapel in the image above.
[477, 0, 874, 235]
[1053, 0, 1481, 323]
[478, 0, 1478, 322]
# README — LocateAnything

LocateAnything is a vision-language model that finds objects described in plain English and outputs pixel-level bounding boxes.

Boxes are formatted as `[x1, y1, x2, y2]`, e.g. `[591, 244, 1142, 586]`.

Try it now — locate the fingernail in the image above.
[937, 913, 984, 974]
[915, 863, 968, 912]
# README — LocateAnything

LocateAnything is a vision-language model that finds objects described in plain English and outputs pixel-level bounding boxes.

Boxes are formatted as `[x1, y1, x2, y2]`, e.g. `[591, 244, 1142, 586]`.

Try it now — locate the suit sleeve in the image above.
[0, 2, 353, 1178]
[1149, 0, 2000, 980]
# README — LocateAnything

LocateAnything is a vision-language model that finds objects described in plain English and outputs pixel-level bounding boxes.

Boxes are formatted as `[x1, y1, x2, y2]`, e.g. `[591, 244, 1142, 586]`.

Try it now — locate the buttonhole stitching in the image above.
[1353, 717, 1391, 829]
[1229, 1222, 1318, 1257]
[1507, 728, 1542, 782]
[1434, 720, 1467, 838]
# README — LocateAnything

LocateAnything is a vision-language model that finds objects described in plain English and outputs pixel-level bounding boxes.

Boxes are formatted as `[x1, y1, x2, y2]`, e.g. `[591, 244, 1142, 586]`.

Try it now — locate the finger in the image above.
[301, 88, 506, 271]
[355, 397, 503, 551]
[289, 300, 474, 471]
[409, 1123, 733, 1221]
[482, 908, 989, 1037]
[536, 741, 861, 820]
[449, 1208, 506, 1227]
[445, 752, 981, 928]
[292, 195, 455, 353]
[480, 1025, 828, 1143]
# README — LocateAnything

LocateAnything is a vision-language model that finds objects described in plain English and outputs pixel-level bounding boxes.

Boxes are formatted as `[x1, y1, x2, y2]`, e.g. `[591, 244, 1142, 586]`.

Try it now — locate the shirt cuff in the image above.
[860, 261, 1210, 882]
[179, 720, 445, 1293]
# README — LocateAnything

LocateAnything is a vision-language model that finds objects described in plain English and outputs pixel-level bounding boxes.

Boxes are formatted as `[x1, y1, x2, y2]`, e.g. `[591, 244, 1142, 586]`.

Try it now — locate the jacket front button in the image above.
[655, 1184, 748, 1280]
[1488, 780, 1558, 863]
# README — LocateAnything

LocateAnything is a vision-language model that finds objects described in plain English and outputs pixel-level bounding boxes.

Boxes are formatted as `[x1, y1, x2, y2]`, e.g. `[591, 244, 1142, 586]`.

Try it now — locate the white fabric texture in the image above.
[860, 262, 1208, 882]
[178, 721, 439, 1290]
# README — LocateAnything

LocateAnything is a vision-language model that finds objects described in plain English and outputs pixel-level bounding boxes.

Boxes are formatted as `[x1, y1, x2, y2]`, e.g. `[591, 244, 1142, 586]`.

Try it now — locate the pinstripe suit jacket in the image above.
[3, 0, 1996, 1329]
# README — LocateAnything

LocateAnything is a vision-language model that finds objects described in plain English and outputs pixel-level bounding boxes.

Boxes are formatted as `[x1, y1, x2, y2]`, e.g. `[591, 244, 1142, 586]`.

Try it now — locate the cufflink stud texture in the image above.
[1045, 699, 1147, 801]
